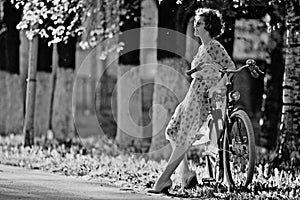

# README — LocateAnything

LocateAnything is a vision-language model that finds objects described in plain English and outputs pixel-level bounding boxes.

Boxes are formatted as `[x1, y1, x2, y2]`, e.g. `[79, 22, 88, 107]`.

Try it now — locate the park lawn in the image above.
[0, 134, 299, 200]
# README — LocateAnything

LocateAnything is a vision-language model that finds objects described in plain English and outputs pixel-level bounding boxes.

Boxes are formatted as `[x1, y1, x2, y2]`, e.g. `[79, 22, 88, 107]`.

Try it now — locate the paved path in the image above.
[0, 164, 170, 200]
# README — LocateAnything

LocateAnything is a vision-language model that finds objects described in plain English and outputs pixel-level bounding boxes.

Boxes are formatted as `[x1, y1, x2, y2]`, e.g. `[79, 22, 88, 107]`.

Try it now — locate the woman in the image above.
[148, 8, 236, 194]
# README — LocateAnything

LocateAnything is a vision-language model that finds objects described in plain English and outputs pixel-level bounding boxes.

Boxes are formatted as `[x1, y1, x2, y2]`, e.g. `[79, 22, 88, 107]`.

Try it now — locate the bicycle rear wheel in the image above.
[223, 109, 256, 189]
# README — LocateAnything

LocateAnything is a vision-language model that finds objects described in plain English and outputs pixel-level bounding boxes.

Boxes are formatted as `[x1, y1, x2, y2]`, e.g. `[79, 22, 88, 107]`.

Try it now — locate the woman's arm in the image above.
[186, 62, 205, 76]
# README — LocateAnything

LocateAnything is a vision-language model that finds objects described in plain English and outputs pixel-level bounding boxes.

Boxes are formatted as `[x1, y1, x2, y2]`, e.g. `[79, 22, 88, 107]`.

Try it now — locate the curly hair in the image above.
[194, 8, 224, 38]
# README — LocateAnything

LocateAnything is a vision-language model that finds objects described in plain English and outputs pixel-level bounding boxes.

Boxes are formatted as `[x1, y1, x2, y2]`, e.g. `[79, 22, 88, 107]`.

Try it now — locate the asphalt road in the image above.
[0, 164, 170, 200]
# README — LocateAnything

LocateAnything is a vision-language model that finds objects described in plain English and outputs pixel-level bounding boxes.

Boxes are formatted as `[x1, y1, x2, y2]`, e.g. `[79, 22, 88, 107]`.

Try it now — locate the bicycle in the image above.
[187, 59, 264, 190]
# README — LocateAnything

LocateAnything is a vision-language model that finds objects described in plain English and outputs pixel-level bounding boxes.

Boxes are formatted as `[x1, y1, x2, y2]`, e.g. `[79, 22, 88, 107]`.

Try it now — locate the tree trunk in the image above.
[52, 37, 76, 141]
[92, 41, 118, 139]
[23, 36, 38, 147]
[0, 70, 7, 134]
[140, 0, 158, 150]
[19, 30, 29, 125]
[273, 0, 300, 168]
[116, 65, 143, 149]
[97, 66, 117, 139]
[34, 72, 52, 138]
[116, 0, 143, 149]
[51, 67, 74, 141]
[49, 43, 58, 133]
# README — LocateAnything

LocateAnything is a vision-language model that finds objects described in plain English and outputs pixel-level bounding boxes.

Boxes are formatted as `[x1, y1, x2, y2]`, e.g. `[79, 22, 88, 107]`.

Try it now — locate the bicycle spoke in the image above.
[225, 113, 255, 188]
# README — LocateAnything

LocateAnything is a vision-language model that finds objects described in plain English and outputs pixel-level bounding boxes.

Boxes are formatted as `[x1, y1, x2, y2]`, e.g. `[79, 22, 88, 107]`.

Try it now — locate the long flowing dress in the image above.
[165, 39, 236, 147]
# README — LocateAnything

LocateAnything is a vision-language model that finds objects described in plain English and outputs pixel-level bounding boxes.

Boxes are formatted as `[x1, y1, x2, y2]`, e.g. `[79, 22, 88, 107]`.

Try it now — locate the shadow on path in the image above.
[0, 164, 170, 200]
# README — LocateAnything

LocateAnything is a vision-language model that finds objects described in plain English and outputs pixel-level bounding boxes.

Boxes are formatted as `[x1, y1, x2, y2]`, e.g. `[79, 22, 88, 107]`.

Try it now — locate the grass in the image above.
[0, 134, 300, 199]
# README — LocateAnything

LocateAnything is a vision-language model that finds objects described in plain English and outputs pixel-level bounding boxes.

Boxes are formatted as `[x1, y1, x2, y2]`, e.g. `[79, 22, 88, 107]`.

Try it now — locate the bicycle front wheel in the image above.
[223, 109, 256, 189]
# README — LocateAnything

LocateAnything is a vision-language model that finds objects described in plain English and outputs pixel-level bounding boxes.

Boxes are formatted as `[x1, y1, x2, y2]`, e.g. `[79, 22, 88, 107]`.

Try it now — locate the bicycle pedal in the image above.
[202, 177, 216, 184]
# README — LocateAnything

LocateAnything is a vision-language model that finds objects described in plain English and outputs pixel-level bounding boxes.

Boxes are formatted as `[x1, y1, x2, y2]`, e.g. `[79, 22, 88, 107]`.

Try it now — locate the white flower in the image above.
[39, 29, 49, 38]
[53, 0, 60, 6]
[16, 21, 28, 30]
[26, 30, 36, 40]
[99, 52, 107, 60]
[24, 10, 38, 22]
[89, 36, 98, 48]
[52, 25, 65, 36]
[48, 37, 62, 46]
[108, 32, 113, 39]
[176, 0, 183, 4]
[79, 41, 90, 50]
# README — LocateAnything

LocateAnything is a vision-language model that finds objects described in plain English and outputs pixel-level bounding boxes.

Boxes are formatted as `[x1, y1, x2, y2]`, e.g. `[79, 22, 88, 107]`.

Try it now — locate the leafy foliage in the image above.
[10, 0, 137, 58]
[11, 0, 84, 45]
[79, 0, 140, 59]
[79, 0, 121, 49]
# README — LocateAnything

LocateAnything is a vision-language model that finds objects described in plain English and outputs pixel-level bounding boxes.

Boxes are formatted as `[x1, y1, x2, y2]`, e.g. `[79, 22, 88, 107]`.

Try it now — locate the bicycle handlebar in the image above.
[186, 59, 264, 78]
[220, 59, 264, 79]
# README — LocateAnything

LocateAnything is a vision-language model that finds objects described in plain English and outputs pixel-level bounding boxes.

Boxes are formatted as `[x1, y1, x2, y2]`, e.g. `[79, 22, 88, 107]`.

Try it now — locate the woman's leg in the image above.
[153, 141, 190, 189]
[170, 140, 189, 175]
[178, 154, 190, 175]
[172, 141, 195, 182]
[178, 150, 199, 189]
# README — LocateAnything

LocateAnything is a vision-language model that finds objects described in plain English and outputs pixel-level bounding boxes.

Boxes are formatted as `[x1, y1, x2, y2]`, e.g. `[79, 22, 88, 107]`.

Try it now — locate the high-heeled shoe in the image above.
[147, 179, 172, 194]
[182, 171, 198, 189]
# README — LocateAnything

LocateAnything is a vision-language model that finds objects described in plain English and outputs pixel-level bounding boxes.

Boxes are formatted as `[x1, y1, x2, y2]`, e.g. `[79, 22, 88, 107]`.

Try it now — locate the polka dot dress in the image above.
[165, 40, 236, 147]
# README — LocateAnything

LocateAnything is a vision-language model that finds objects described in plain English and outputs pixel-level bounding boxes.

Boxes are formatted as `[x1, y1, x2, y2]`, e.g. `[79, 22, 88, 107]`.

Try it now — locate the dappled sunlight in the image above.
[1, 135, 300, 199]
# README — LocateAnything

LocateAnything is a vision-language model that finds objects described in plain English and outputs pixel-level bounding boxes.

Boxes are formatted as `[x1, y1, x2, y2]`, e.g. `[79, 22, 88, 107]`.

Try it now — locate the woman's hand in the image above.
[186, 68, 198, 76]
[207, 74, 228, 99]
[208, 86, 226, 99]
[186, 62, 205, 76]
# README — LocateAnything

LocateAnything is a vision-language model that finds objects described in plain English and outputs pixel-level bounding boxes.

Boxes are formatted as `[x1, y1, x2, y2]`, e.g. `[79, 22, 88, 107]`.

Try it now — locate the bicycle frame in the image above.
[203, 59, 263, 184]
[219, 59, 262, 135]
